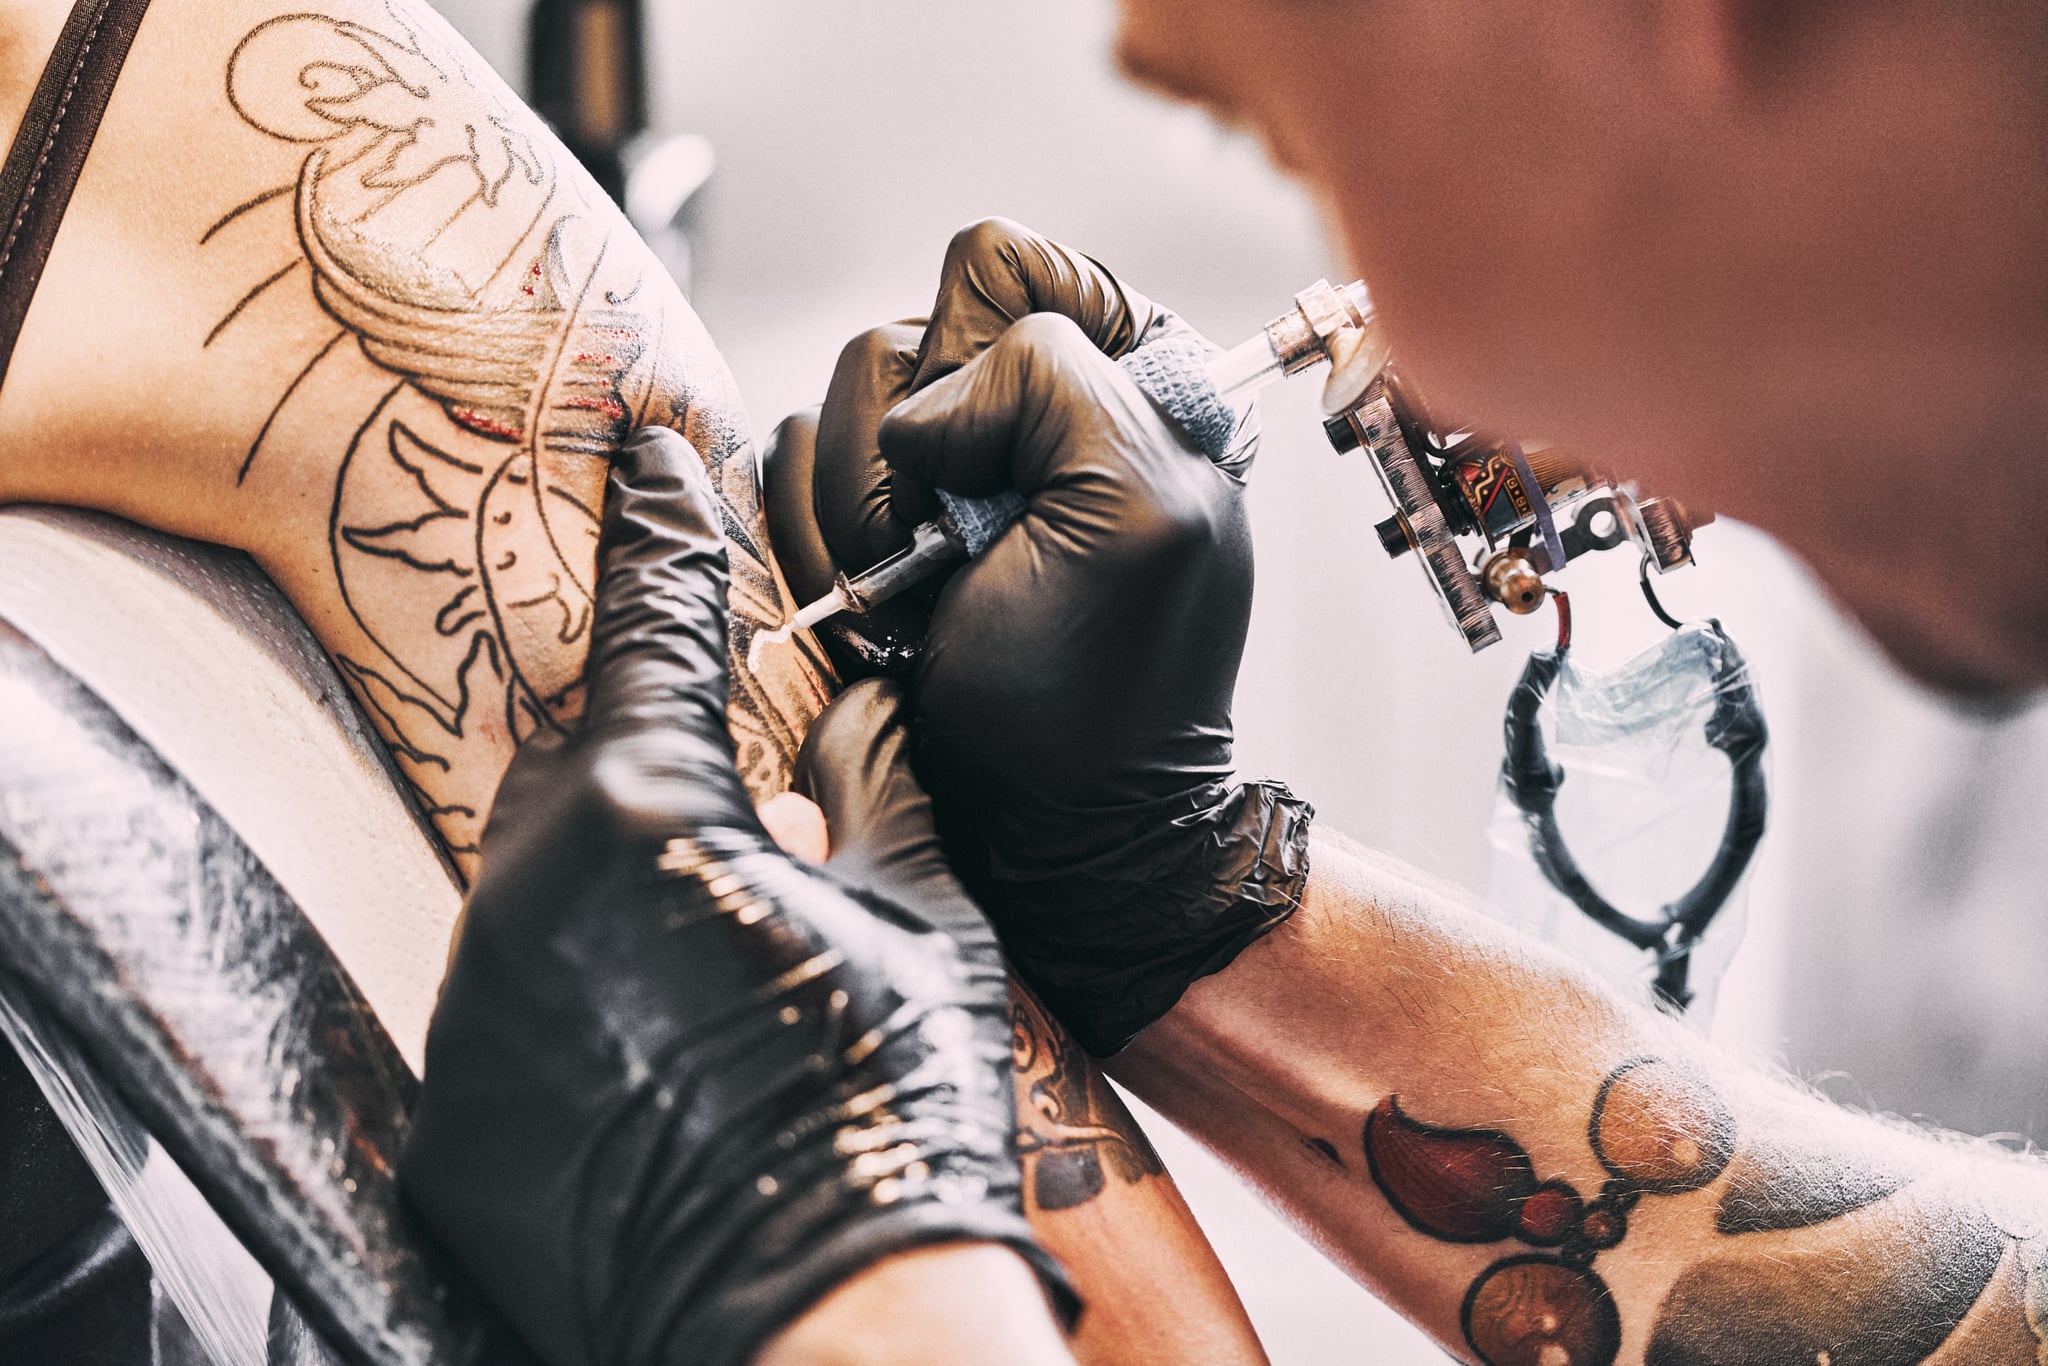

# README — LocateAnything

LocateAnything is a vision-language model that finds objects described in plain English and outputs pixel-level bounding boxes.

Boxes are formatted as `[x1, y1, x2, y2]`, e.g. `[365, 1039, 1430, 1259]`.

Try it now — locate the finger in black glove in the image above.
[761, 219, 1173, 682]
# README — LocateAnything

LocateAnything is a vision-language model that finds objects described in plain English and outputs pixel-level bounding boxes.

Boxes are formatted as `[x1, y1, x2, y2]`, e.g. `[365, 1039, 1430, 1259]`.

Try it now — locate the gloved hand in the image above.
[884, 311, 1313, 1057]
[400, 427, 1073, 1366]
[763, 218, 1223, 679]
[766, 219, 1311, 1057]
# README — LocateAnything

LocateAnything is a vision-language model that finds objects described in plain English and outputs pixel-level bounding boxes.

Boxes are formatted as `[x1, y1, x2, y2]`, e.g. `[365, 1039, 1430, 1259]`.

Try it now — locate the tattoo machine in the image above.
[1319, 350, 1711, 655]
[760, 281, 1382, 658]
[775, 277, 1711, 652]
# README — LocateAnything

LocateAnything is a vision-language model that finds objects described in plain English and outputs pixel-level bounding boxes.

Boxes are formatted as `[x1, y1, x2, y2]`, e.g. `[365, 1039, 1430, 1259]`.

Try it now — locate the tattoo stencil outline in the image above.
[206, 3, 828, 872]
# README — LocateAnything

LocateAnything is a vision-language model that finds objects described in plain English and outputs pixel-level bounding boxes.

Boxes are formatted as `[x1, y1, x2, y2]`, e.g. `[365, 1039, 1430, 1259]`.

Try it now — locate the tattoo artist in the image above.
[408, 0, 2048, 1357]
[766, 208, 2048, 1366]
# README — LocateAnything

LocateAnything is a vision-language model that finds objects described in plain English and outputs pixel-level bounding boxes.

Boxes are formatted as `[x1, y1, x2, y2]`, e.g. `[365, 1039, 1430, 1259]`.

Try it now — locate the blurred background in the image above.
[435, 2, 2048, 1360]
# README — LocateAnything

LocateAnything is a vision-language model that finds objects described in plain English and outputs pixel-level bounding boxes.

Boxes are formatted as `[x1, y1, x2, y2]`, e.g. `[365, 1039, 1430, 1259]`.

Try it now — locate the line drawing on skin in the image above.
[204, 2, 830, 875]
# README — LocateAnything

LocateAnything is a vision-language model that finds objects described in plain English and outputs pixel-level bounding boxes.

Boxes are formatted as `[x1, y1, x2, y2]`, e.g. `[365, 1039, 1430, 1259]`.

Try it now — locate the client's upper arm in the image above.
[0, 0, 831, 879]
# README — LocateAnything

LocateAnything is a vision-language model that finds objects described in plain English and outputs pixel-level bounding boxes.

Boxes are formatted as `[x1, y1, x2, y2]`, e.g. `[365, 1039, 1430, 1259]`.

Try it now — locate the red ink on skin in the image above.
[561, 396, 626, 420]
[450, 407, 525, 442]
[1514, 1182, 1584, 1247]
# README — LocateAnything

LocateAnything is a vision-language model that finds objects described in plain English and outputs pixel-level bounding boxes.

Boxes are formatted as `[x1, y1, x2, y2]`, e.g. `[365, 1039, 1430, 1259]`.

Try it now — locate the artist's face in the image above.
[1115, 0, 2048, 698]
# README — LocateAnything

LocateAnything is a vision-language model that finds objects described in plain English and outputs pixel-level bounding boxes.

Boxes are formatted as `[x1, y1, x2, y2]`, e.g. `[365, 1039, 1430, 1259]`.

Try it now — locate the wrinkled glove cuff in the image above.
[989, 781, 1314, 1057]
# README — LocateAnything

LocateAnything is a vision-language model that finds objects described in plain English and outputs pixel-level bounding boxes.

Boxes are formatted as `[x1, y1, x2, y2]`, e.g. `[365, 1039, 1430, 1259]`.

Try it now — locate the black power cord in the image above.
[1501, 620, 1770, 1012]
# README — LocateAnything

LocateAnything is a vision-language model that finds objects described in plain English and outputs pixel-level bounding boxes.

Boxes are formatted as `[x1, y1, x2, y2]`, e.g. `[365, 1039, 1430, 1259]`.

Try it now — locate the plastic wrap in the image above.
[0, 620, 520, 1366]
[0, 987, 271, 1366]
[1486, 621, 1770, 1027]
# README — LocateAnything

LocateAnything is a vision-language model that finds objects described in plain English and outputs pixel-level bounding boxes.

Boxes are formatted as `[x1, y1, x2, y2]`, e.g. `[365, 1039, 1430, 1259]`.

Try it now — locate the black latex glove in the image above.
[882, 312, 1313, 1057]
[762, 218, 1184, 679]
[765, 220, 1308, 1056]
[400, 428, 1073, 1366]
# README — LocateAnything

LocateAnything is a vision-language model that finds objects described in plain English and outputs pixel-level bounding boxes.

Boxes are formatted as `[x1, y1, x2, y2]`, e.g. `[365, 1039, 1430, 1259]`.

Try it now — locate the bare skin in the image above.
[0, 2, 1264, 1360]
[758, 1246, 1078, 1366]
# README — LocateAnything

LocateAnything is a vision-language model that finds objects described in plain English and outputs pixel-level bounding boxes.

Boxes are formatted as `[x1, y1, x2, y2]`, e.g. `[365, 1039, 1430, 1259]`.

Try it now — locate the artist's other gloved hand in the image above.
[763, 217, 1215, 678]
[882, 313, 1313, 1058]
[400, 427, 1073, 1366]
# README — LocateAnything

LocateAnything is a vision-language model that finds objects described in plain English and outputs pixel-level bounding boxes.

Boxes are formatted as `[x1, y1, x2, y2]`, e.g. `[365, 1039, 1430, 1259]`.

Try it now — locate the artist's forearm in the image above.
[1117, 828, 2048, 1364]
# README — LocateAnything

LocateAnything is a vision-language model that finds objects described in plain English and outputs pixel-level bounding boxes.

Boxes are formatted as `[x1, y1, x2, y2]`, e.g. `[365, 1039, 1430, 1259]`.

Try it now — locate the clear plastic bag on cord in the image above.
[0, 986, 273, 1366]
[1484, 620, 1770, 1030]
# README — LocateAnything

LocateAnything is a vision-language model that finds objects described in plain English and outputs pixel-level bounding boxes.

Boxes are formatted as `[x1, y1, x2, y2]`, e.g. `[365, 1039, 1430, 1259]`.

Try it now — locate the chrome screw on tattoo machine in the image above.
[755, 277, 1709, 669]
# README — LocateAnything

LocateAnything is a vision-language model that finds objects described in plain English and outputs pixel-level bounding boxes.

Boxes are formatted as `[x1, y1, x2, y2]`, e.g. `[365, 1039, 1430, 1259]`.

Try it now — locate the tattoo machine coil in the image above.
[1318, 351, 1711, 655]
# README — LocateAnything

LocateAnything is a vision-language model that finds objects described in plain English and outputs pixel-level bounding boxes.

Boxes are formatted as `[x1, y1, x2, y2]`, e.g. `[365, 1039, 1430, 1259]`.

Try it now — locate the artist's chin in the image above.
[1860, 608, 2046, 722]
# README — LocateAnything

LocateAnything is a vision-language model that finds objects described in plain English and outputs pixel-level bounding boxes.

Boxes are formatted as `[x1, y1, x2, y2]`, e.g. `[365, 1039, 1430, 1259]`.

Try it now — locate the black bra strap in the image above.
[0, 0, 153, 389]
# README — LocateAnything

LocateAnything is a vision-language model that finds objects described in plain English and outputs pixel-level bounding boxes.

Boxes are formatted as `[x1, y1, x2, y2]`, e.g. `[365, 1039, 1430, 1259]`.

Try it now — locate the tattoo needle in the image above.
[756, 280, 1383, 656]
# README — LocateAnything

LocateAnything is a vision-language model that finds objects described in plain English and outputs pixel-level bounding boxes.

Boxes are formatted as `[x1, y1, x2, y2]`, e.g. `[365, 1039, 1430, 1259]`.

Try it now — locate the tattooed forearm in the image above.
[1362, 1057, 1730, 1365]
[208, 3, 830, 877]
[1010, 986, 1162, 1213]
[1340, 1056, 2048, 1366]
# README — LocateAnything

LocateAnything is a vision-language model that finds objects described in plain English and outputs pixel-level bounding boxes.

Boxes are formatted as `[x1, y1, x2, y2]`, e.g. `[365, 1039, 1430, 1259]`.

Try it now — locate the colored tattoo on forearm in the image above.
[1010, 987, 1163, 1212]
[1363, 1057, 1731, 1366]
[1346, 1057, 2046, 1366]
[207, 4, 828, 877]
[1712, 1132, 1915, 1236]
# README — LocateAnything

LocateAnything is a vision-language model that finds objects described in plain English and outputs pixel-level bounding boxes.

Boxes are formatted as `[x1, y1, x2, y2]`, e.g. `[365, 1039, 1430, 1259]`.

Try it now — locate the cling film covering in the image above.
[1486, 622, 1770, 1027]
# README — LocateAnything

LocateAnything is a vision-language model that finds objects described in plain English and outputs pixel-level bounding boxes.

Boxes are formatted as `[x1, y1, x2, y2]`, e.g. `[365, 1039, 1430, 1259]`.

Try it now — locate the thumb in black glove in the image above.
[400, 427, 1074, 1366]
